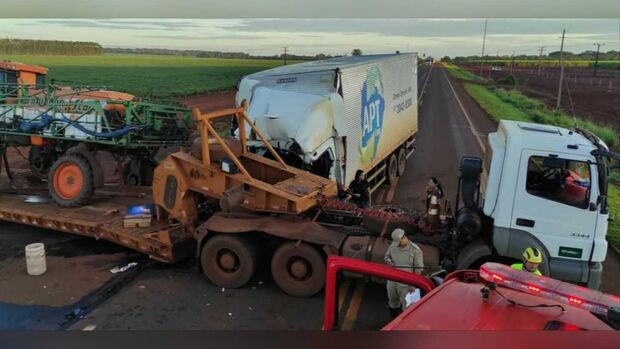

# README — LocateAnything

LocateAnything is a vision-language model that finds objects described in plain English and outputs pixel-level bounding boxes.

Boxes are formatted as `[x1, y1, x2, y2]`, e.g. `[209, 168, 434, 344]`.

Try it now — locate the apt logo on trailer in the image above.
[359, 67, 385, 165]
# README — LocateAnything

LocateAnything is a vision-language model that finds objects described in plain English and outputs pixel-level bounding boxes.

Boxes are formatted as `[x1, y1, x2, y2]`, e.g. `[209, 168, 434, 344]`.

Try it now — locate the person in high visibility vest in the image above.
[511, 247, 543, 276]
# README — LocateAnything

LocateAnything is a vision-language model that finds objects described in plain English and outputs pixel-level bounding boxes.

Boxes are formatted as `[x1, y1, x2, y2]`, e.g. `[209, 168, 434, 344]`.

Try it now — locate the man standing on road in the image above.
[384, 228, 424, 318]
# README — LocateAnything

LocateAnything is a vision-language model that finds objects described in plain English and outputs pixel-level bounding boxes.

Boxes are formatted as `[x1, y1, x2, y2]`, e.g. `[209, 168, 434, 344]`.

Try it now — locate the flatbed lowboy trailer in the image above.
[0, 190, 195, 263]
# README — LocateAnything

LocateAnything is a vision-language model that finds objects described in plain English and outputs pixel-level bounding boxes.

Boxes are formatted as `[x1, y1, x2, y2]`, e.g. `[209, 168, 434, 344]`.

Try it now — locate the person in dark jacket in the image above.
[348, 170, 371, 208]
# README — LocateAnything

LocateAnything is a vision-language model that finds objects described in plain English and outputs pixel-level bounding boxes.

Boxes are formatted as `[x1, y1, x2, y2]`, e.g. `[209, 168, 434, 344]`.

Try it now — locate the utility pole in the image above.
[537, 46, 545, 75]
[479, 19, 488, 77]
[556, 29, 566, 109]
[510, 51, 516, 75]
[592, 42, 605, 77]
[282, 46, 288, 65]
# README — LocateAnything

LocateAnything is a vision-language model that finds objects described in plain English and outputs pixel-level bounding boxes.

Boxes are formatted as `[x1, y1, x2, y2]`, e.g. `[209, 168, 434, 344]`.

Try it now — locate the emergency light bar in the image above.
[479, 263, 620, 316]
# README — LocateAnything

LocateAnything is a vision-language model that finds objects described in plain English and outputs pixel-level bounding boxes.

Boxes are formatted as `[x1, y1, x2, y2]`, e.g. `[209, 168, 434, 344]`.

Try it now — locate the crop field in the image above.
[2, 54, 292, 98]
[466, 59, 620, 69]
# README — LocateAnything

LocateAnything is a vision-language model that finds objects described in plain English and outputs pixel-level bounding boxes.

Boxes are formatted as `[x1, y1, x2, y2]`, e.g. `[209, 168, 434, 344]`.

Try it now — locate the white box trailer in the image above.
[236, 53, 418, 192]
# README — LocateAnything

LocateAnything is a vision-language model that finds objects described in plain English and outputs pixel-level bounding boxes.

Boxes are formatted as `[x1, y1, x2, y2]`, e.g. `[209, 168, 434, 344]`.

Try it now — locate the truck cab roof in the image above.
[0, 61, 48, 75]
[247, 53, 417, 77]
[496, 120, 605, 156]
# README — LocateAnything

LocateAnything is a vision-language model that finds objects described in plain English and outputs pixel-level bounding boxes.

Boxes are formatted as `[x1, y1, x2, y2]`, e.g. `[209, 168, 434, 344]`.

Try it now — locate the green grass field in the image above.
[2, 54, 292, 98]
[443, 63, 487, 82]
[463, 83, 618, 147]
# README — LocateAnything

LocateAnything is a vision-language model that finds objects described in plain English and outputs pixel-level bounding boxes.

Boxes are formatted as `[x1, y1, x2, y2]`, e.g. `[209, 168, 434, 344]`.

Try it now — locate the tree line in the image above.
[444, 50, 620, 63]
[0, 38, 102, 55]
[103, 47, 336, 61]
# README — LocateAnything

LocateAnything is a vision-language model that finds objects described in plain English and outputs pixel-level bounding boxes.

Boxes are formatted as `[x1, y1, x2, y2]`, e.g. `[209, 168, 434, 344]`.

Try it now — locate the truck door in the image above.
[511, 150, 597, 269]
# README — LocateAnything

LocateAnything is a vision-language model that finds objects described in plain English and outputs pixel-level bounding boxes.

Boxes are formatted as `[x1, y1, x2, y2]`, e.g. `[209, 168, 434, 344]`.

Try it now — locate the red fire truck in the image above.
[322, 256, 620, 331]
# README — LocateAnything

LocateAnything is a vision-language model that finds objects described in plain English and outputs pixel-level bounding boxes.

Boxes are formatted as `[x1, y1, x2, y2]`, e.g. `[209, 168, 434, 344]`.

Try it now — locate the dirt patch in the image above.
[461, 64, 620, 130]
[0, 253, 129, 307]
[180, 89, 236, 114]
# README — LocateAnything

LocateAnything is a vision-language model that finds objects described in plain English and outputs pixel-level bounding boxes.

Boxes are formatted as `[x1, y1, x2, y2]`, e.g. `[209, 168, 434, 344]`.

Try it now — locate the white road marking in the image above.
[442, 69, 489, 193]
[442, 69, 486, 154]
[418, 65, 434, 105]
[82, 324, 97, 331]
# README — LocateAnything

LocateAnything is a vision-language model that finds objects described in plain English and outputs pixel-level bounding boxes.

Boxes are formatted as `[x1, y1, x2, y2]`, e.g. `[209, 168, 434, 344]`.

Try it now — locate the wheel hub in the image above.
[53, 163, 84, 200]
[289, 258, 310, 280]
[217, 249, 239, 272]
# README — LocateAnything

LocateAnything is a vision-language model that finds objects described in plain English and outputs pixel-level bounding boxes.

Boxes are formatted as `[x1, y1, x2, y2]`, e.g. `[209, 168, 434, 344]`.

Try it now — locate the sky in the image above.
[1, 19, 619, 58]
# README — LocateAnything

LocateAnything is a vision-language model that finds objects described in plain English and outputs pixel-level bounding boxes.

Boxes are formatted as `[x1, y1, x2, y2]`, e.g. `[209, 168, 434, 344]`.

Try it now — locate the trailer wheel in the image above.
[48, 153, 94, 207]
[397, 148, 407, 177]
[201, 235, 257, 289]
[29, 146, 55, 181]
[386, 154, 398, 184]
[271, 242, 325, 297]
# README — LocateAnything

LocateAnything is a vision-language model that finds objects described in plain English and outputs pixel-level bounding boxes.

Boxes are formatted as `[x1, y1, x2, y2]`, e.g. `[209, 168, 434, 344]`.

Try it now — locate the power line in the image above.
[592, 42, 605, 77]
[282, 46, 288, 65]
[480, 19, 488, 77]
[537, 46, 545, 75]
[556, 29, 566, 109]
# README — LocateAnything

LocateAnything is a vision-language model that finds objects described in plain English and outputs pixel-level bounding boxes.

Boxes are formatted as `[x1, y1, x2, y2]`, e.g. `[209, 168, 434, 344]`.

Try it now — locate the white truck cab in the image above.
[479, 120, 612, 289]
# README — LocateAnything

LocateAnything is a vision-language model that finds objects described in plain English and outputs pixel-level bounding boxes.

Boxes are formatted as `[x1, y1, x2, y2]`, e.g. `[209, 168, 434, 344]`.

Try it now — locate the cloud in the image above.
[24, 19, 204, 31]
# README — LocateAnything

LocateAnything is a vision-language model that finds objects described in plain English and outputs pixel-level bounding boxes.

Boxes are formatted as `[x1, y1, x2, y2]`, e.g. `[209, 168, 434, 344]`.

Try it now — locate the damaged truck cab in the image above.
[236, 53, 418, 192]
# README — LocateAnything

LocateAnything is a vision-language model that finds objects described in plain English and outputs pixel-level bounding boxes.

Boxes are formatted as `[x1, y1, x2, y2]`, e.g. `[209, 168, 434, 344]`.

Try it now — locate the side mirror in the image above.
[589, 202, 597, 211]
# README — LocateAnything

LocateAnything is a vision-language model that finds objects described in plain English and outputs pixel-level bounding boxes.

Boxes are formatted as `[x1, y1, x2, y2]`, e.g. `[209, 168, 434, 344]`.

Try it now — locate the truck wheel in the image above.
[29, 146, 55, 181]
[48, 153, 95, 207]
[271, 242, 325, 297]
[201, 235, 257, 289]
[397, 148, 407, 177]
[386, 154, 398, 184]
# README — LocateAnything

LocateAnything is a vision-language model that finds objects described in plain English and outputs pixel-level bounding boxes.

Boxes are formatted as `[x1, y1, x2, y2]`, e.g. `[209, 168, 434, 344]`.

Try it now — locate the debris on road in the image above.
[109, 262, 138, 274]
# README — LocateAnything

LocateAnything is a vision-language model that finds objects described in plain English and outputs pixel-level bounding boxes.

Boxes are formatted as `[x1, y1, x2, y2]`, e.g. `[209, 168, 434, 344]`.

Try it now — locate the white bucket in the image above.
[25, 243, 47, 276]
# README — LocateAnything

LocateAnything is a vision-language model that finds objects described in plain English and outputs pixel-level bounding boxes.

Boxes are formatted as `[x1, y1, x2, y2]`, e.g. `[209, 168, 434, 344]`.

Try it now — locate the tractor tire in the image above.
[201, 234, 258, 289]
[29, 146, 55, 181]
[271, 242, 325, 297]
[386, 154, 398, 185]
[48, 153, 95, 207]
[397, 147, 407, 177]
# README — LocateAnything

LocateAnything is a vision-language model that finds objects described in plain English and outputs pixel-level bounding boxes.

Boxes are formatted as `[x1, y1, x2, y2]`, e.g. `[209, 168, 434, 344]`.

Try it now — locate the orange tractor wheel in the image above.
[48, 154, 95, 207]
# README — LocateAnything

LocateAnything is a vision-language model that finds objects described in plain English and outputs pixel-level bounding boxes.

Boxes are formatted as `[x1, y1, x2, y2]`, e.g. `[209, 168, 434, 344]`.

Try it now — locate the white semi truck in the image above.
[469, 121, 615, 289]
[235, 53, 418, 192]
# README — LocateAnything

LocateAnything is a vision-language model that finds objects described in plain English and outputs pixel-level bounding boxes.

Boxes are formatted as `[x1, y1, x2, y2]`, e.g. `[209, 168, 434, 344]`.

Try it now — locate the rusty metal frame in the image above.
[193, 102, 289, 182]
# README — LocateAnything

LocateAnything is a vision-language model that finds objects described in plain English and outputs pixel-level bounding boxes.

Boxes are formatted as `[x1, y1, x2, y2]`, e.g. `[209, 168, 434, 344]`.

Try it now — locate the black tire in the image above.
[201, 234, 257, 289]
[386, 154, 398, 184]
[271, 242, 325, 297]
[29, 146, 55, 181]
[48, 153, 95, 207]
[397, 148, 407, 177]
